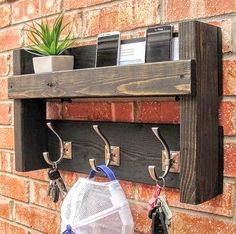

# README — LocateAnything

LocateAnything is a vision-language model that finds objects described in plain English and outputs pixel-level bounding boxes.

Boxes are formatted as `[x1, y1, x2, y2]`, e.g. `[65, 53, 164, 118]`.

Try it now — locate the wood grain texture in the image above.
[48, 121, 180, 187]
[14, 99, 48, 171]
[179, 21, 222, 204]
[8, 60, 193, 99]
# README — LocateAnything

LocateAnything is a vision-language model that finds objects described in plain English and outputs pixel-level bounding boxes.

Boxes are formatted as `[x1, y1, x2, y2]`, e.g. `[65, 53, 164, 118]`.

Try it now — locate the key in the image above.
[158, 195, 172, 226]
[157, 206, 168, 234]
[47, 168, 67, 203]
[149, 203, 168, 234]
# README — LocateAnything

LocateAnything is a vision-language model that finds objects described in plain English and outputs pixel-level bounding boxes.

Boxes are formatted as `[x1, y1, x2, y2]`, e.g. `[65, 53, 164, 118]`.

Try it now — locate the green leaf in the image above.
[24, 13, 75, 56]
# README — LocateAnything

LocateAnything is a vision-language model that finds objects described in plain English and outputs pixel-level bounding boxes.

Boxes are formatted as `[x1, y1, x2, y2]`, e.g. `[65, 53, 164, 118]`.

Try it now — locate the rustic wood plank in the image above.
[13, 51, 48, 171]
[48, 121, 180, 187]
[14, 99, 48, 171]
[179, 21, 222, 204]
[8, 60, 193, 99]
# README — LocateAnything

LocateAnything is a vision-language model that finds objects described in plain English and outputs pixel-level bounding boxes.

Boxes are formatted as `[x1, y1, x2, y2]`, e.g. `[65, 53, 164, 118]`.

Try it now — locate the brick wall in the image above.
[0, 0, 235, 233]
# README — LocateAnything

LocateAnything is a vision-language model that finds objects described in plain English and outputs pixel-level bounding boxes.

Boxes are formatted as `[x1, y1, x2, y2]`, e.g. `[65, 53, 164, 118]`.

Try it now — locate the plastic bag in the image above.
[61, 165, 134, 234]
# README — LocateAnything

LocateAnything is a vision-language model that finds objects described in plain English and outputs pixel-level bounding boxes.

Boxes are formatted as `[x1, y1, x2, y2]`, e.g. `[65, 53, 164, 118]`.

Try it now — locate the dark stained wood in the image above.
[179, 21, 222, 204]
[48, 121, 180, 187]
[13, 51, 48, 171]
[8, 60, 193, 99]
[14, 99, 48, 171]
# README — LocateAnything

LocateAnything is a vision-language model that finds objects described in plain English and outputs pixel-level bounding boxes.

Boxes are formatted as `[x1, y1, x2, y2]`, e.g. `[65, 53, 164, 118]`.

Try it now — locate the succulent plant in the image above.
[24, 14, 74, 56]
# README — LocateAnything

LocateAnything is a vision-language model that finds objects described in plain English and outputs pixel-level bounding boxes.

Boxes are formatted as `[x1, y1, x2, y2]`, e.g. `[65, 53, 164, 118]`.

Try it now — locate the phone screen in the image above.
[96, 34, 120, 67]
[145, 26, 172, 63]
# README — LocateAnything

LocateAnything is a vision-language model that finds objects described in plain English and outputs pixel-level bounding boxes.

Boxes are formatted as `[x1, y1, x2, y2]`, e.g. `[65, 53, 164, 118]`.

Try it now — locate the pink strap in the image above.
[147, 184, 161, 211]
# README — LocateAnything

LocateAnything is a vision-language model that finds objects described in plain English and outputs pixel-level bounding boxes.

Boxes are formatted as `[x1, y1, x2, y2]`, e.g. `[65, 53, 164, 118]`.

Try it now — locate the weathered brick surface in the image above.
[0, 220, 26, 234]
[0, 26, 22, 52]
[165, 0, 236, 22]
[0, 127, 14, 149]
[0, 102, 12, 125]
[111, 102, 134, 122]
[15, 203, 60, 233]
[12, 0, 40, 24]
[223, 59, 236, 95]
[63, 102, 112, 121]
[30, 181, 61, 210]
[83, 0, 160, 37]
[219, 101, 236, 136]
[170, 211, 236, 233]
[0, 151, 13, 173]
[0, 196, 12, 219]
[136, 101, 180, 123]
[224, 142, 236, 177]
[0, 53, 11, 76]
[0, 175, 29, 202]
[0, 3, 11, 28]
[0, 78, 8, 100]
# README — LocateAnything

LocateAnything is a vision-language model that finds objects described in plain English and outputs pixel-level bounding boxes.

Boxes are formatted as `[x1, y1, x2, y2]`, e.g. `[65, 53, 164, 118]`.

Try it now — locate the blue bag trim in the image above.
[62, 224, 76, 234]
[88, 165, 116, 181]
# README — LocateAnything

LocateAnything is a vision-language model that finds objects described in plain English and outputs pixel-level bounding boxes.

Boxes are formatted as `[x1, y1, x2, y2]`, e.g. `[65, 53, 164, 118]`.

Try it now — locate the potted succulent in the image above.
[24, 14, 74, 74]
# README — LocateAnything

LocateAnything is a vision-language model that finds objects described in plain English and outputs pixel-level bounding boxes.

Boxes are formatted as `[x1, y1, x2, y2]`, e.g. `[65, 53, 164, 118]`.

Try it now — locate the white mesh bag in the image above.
[61, 165, 134, 234]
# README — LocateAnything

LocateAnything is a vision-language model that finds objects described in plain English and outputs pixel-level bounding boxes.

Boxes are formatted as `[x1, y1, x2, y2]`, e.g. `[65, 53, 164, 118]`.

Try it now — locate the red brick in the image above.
[40, 0, 61, 16]
[84, 0, 159, 37]
[60, 170, 79, 187]
[0, 220, 26, 234]
[111, 102, 134, 122]
[30, 181, 61, 210]
[0, 102, 12, 125]
[0, 27, 22, 52]
[63, 11, 83, 39]
[0, 196, 12, 219]
[0, 175, 29, 202]
[63, 0, 112, 10]
[0, 151, 13, 173]
[0, 53, 11, 76]
[46, 102, 63, 120]
[170, 211, 236, 234]
[11, 0, 40, 24]
[0, 127, 14, 149]
[0, 78, 8, 100]
[137, 182, 234, 217]
[165, 0, 191, 22]
[14, 169, 48, 181]
[224, 142, 236, 177]
[223, 60, 236, 95]
[205, 0, 235, 17]
[15, 204, 60, 233]
[219, 101, 236, 136]
[63, 102, 112, 121]
[130, 202, 151, 234]
[133, 0, 160, 28]
[210, 20, 232, 53]
[62, 0, 87, 10]
[0, 3, 10, 28]
[136, 101, 180, 123]
[119, 180, 135, 199]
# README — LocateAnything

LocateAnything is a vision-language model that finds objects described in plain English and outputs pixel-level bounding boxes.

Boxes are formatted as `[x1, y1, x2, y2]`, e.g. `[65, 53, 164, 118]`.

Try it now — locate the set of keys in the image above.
[47, 167, 67, 203]
[147, 183, 172, 234]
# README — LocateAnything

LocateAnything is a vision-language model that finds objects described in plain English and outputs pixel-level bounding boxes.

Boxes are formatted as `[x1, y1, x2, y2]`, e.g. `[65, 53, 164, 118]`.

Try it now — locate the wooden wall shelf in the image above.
[9, 20, 223, 205]
[9, 60, 194, 99]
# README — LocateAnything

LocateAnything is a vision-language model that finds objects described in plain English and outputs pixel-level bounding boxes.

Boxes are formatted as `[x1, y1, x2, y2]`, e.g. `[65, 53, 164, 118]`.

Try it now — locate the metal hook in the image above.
[43, 122, 65, 167]
[148, 127, 172, 182]
[89, 125, 120, 172]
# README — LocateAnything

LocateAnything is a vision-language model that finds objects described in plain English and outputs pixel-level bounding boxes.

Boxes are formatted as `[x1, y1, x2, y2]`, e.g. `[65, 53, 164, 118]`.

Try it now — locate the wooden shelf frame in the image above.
[9, 20, 223, 205]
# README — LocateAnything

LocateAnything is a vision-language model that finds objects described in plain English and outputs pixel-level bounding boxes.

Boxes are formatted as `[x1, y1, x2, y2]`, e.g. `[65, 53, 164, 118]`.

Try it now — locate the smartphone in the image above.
[145, 25, 173, 63]
[95, 32, 121, 67]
